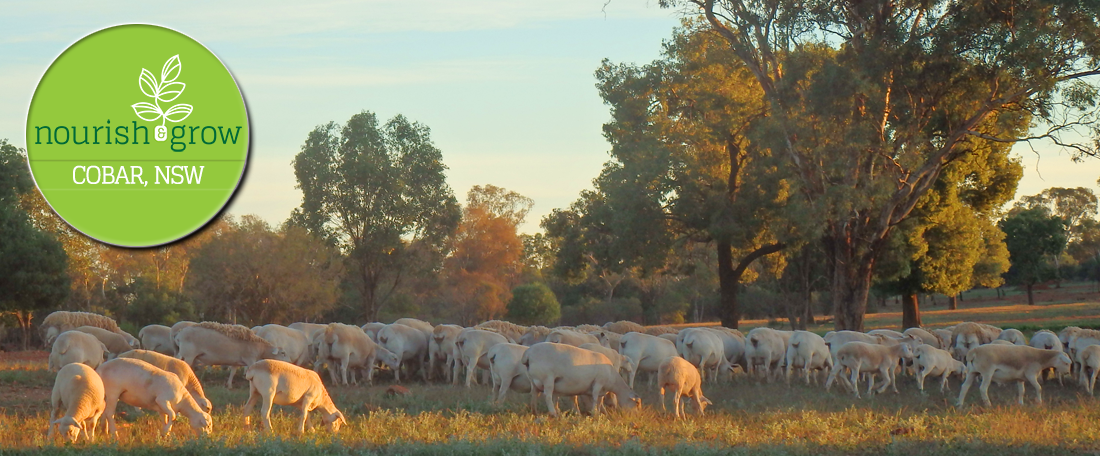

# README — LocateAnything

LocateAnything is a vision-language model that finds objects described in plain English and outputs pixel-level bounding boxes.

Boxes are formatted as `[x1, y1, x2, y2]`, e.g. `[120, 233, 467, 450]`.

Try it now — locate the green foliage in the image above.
[505, 282, 560, 326]
[115, 277, 195, 327]
[290, 111, 460, 320]
[1001, 207, 1070, 288]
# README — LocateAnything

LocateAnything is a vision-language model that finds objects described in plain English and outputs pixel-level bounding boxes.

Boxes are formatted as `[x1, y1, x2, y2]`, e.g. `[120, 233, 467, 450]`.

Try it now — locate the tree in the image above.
[506, 282, 561, 325]
[1000, 208, 1069, 305]
[0, 140, 69, 348]
[665, 0, 1100, 329]
[290, 111, 461, 320]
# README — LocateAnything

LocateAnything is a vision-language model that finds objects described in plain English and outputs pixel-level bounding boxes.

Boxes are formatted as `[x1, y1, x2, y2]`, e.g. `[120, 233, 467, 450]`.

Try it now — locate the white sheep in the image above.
[912, 344, 965, 393]
[950, 322, 1002, 360]
[49, 330, 108, 371]
[254, 324, 312, 367]
[325, 323, 401, 385]
[97, 358, 212, 437]
[996, 328, 1028, 345]
[903, 328, 943, 349]
[487, 343, 531, 403]
[429, 324, 464, 382]
[658, 356, 710, 419]
[579, 342, 636, 381]
[519, 326, 552, 346]
[176, 322, 283, 388]
[521, 342, 641, 416]
[117, 349, 213, 413]
[784, 330, 832, 385]
[618, 332, 679, 388]
[40, 311, 124, 347]
[957, 344, 1072, 406]
[475, 320, 526, 343]
[377, 323, 430, 382]
[48, 363, 105, 443]
[825, 341, 913, 398]
[1078, 345, 1100, 394]
[676, 328, 731, 383]
[745, 327, 791, 381]
[242, 359, 347, 434]
[545, 329, 599, 347]
[72, 326, 134, 355]
[139, 324, 175, 356]
[455, 328, 510, 387]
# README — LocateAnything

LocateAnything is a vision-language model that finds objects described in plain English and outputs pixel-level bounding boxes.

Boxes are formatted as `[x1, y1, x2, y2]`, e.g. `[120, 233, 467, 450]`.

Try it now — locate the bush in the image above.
[506, 282, 561, 326]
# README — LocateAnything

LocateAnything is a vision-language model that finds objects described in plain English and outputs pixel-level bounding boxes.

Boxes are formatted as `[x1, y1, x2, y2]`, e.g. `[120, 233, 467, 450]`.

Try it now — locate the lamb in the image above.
[454, 328, 510, 387]
[242, 359, 347, 434]
[176, 322, 283, 388]
[912, 344, 965, 393]
[904, 327, 944, 349]
[545, 329, 599, 347]
[41, 311, 123, 347]
[325, 323, 401, 385]
[117, 349, 212, 413]
[475, 320, 526, 343]
[657, 356, 710, 419]
[429, 324, 464, 382]
[254, 324, 312, 367]
[618, 332, 679, 388]
[957, 344, 1072, 406]
[784, 331, 833, 385]
[49, 330, 108, 371]
[676, 328, 731, 383]
[825, 341, 914, 398]
[950, 322, 1002, 360]
[520, 342, 641, 416]
[377, 323, 430, 382]
[997, 328, 1028, 345]
[745, 327, 791, 381]
[1078, 345, 1100, 394]
[487, 343, 531, 403]
[72, 326, 133, 355]
[97, 358, 212, 437]
[603, 320, 645, 335]
[519, 326, 552, 346]
[138, 325, 175, 356]
[48, 363, 105, 443]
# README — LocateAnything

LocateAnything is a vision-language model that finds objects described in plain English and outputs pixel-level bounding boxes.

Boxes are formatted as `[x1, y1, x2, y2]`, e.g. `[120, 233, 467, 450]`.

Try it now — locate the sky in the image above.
[1, 1, 1097, 234]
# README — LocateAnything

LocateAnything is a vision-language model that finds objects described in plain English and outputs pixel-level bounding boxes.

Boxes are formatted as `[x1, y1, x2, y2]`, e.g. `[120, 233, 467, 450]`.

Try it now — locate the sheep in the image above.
[590, 329, 623, 351]
[950, 322, 1002, 360]
[825, 341, 914, 398]
[475, 320, 526, 343]
[454, 328, 510, 387]
[676, 328, 731, 383]
[784, 331, 833, 385]
[644, 326, 679, 336]
[254, 324, 312, 367]
[579, 342, 636, 380]
[521, 342, 641, 416]
[40, 311, 123, 347]
[745, 328, 791, 381]
[704, 327, 747, 371]
[545, 329, 599, 347]
[519, 326, 552, 346]
[989, 339, 1015, 345]
[72, 326, 133, 355]
[997, 328, 1028, 345]
[1030, 330, 1063, 351]
[176, 322, 283, 388]
[394, 317, 434, 338]
[361, 322, 386, 342]
[97, 358, 212, 437]
[49, 330, 108, 371]
[932, 329, 954, 349]
[138, 325, 175, 356]
[904, 327, 944, 349]
[1078, 345, 1100, 395]
[487, 343, 531, 403]
[912, 344, 965, 394]
[618, 332, 679, 388]
[957, 344, 1072, 406]
[867, 329, 906, 339]
[170, 321, 197, 354]
[429, 324, 463, 382]
[309, 330, 339, 384]
[325, 323, 401, 385]
[377, 323, 430, 382]
[657, 356, 710, 419]
[48, 363, 105, 443]
[242, 359, 347, 434]
[603, 320, 645, 335]
[117, 349, 212, 413]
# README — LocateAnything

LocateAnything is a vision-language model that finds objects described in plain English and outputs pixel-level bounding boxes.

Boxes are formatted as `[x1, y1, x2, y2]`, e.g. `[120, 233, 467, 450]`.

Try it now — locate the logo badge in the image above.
[26, 24, 249, 247]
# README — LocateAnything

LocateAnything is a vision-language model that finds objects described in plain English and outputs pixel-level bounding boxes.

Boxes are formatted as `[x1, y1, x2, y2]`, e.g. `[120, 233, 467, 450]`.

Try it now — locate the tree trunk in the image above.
[15, 311, 33, 351]
[948, 295, 958, 310]
[830, 236, 876, 331]
[717, 241, 786, 329]
[901, 293, 921, 329]
[1027, 283, 1035, 305]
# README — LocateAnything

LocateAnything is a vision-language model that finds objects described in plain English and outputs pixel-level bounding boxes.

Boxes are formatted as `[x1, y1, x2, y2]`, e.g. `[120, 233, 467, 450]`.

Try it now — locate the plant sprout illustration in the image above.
[131, 55, 193, 141]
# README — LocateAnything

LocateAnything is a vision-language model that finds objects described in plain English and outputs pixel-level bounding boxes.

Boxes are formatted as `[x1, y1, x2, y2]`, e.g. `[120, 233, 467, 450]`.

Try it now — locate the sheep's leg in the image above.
[673, 390, 683, 419]
[452, 355, 464, 386]
[693, 388, 706, 415]
[543, 378, 558, 417]
[242, 383, 261, 427]
[849, 364, 862, 398]
[156, 399, 176, 437]
[659, 385, 667, 412]
[877, 366, 894, 395]
[297, 406, 311, 435]
[496, 373, 514, 404]
[104, 394, 120, 439]
[825, 362, 839, 392]
[589, 384, 603, 416]
[47, 403, 60, 438]
[1090, 367, 1099, 395]
[393, 358, 402, 383]
[916, 367, 928, 392]
[226, 367, 238, 389]
[785, 353, 794, 386]
[628, 360, 638, 389]
[340, 357, 351, 386]
[489, 365, 501, 402]
[465, 354, 478, 388]
[956, 371, 977, 406]
[88, 410, 102, 441]
[261, 392, 276, 432]
[1027, 374, 1043, 404]
[978, 372, 994, 407]
[940, 373, 951, 393]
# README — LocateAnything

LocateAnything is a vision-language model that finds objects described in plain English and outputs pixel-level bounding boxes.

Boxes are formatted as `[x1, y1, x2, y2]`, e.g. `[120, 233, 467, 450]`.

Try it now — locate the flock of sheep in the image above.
[34, 311, 1098, 444]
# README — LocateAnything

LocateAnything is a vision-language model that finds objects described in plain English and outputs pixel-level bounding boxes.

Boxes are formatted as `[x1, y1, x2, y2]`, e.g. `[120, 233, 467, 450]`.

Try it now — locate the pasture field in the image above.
[3, 292, 1100, 455]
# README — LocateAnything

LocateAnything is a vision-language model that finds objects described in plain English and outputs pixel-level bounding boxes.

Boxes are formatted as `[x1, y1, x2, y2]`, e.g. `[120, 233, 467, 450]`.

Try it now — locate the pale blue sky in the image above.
[2, 1, 1097, 233]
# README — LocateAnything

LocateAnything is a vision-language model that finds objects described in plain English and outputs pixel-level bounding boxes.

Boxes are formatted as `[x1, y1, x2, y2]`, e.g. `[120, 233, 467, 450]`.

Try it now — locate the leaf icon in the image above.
[157, 82, 186, 102]
[161, 55, 182, 84]
[132, 102, 163, 121]
[139, 69, 159, 98]
[163, 104, 193, 123]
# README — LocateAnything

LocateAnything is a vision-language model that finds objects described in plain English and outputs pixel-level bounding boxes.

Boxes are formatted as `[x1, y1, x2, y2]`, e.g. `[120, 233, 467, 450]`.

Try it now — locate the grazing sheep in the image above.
[784, 331, 833, 385]
[745, 328, 791, 381]
[521, 342, 641, 416]
[487, 343, 532, 403]
[49, 331, 108, 371]
[242, 359, 347, 434]
[377, 323, 430, 382]
[603, 320, 645, 335]
[619, 332, 680, 388]
[658, 356, 710, 419]
[1029, 330, 1066, 384]
[429, 324, 464, 382]
[904, 328, 944, 349]
[950, 322, 1003, 360]
[254, 324, 312, 367]
[519, 326, 552, 346]
[138, 325, 175, 356]
[325, 323, 401, 385]
[1068, 329, 1100, 373]
[545, 329, 599, 347]
[455, 329, 510, 387]
[590, 329, 623, 351]
[72, 326, 133, 356]
[361, 322, 386, 342]
[704, 327, 747, 371]
[913, 344, 965, 393]
[579, 342, 636, 380]
[997, 328, 1028, 346]
[117, 349, 212, 413]
[825, 341, 914, 398]
[475, 320, 526, 343]
[97, 358, 212, 438]
[957, 344, 1072, 406]
[176, 322, 283, 388]
[41, 311, 122, 347]
[309, 330, 339, 384]
[1078, 345, 1100, 395]
[676, 328, 731, 383]
[48, 363, 105, 443]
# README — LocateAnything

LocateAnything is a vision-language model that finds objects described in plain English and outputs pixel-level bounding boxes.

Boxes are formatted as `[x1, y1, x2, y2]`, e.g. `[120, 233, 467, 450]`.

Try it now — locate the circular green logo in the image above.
[26, 24, 249, 247]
